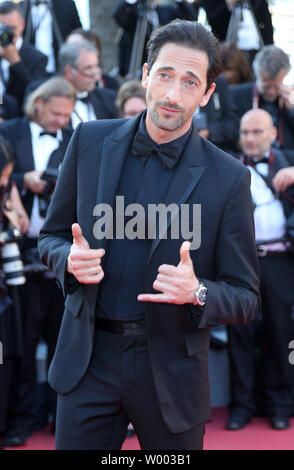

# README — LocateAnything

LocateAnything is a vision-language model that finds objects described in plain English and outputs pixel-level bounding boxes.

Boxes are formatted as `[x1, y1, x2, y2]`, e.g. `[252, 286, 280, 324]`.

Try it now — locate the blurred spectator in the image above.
[0, 1, 48, 104]
[227, 108, 294, 431]
[193, 74, 239, 153]
[115, 79, 146, 118]
[0, 136, 30, 446]
[112, 0, 198, 77]
[21, 0, 82, 74]
[58, 40, 118, 129]
[220, 41, 254, 85]
[231, 45, 294, 165]
[200, 0, 273, 49]
[0, 93, 21, 122]
[0, 77, 75, 447]
[67, 28, 120, 91]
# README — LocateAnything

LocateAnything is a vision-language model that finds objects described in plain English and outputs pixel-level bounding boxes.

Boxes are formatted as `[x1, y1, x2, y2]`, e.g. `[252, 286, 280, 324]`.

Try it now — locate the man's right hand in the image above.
[23, 170, 47, 194]
[67, 223, 105, 284]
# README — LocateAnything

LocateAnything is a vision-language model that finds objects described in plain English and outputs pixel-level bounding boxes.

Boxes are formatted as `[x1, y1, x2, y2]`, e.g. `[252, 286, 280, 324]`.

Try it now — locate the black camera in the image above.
[0, 24, 14, 47]
[39, 167, 59, 218]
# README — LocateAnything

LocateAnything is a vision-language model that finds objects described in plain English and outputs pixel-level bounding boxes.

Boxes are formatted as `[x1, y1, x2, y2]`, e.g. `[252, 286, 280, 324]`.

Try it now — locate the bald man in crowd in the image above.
[227, 108, 294, 431]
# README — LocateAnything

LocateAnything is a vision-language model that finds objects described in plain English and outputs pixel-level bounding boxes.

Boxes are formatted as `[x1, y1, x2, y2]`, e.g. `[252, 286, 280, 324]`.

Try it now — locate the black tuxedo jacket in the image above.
[200, 74, 239, 153]
[38, 114, 260, 433]
[22, 0, 82, 62]
[0, 116, 73, 217]
[199, 0, 273, 44]
[112, 0, 197, 76]
[4, 39, 48, 104]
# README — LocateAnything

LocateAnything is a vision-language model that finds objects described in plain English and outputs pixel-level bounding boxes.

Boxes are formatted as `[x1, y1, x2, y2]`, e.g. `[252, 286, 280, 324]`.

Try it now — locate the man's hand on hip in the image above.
[138, 241, 199, 304]
[67, 223, 105, 284]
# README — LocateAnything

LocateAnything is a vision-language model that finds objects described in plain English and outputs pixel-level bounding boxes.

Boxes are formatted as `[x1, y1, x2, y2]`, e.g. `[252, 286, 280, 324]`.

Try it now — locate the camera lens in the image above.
[2, 242, 26, 286]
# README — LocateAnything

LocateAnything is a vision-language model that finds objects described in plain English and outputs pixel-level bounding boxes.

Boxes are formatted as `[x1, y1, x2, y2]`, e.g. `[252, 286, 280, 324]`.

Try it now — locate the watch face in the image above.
[198, 288, 207, 305]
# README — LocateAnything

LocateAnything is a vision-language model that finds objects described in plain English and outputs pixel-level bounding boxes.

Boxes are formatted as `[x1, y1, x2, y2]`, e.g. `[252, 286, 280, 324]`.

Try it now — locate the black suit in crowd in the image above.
[1, 39, 48, 104]
[231, 81, 294, 165]
[228, 148, 294, 420]
[199, 0, 273, 44]
[196, 74, 239, 153]
[112, 0, 198, 76]
[21, 0, 82, 66]
[38, 112, 260, 449]
[0, 117, 73, 439]
[74, 86, 118, 122]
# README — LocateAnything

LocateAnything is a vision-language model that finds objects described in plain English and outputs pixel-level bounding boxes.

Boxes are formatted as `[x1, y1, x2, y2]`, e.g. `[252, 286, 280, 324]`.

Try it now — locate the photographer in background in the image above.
[21, 0, 82, 75]
[0, 1, 48, 105]
[0, 77, 76, 447]
[0, 136, 29, 447]
[112, 0, 198, 77]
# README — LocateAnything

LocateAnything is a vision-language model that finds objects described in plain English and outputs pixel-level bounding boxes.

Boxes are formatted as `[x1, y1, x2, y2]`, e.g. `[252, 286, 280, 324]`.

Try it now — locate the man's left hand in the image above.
[138, 241, 199, 304]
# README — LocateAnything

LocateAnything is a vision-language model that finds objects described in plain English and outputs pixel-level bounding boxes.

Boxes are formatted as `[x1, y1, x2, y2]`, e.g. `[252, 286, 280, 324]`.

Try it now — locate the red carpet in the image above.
[4, 407, 294, 451]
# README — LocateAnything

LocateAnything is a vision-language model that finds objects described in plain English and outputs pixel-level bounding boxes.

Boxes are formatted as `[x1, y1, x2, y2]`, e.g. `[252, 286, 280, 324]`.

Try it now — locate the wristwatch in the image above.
[193, 281, 207, 308]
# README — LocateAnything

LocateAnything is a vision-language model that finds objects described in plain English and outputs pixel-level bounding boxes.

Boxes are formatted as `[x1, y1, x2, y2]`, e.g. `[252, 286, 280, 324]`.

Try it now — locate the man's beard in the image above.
[148, 100, 185, 131]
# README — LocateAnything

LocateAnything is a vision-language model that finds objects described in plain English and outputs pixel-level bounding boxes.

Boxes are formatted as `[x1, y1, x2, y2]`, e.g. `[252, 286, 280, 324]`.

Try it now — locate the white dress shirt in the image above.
[71, 93, 97, 129]
[248, 159, 287, 251]
[27, 121, 62, 238]
[31, 3, 55, 73]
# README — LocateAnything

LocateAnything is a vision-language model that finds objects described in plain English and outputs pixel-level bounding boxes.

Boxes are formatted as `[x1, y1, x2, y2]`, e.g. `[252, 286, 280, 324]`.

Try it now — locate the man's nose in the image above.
[165, 81, 182, 106]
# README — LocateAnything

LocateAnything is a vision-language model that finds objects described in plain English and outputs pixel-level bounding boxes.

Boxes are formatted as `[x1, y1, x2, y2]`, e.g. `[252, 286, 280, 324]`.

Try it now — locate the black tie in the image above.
[132, 131, 181, 169]
[78, 94, 91, 104]
[252, 156, 269, 164]
[40, 131, 57, 138]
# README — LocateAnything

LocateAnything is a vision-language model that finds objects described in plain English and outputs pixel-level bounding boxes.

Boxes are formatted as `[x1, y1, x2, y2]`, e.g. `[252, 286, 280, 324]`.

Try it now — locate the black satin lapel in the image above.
[94, 116, 141, 250]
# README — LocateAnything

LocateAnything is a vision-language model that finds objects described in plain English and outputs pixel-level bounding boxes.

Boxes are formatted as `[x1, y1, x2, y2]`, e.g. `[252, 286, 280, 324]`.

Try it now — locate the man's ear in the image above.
[270, 125, 278, 143]
[199, 82, 216, 108]
[141, 63, 148, 90]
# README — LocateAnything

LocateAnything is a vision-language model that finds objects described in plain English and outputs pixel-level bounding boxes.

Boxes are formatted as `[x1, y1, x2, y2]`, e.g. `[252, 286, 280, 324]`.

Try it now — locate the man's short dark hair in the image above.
[0, 1, 22, 16]
[146, 20, 222, 91]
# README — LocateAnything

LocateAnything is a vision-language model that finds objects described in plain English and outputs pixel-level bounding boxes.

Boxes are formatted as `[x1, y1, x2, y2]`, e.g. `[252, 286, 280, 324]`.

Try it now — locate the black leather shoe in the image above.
[2, 434, 27, 447]
[270, 416, 290, 430]
[226, 415, 250, 430]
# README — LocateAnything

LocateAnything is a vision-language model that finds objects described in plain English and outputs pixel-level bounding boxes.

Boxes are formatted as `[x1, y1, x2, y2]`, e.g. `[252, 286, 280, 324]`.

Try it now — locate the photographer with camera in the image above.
[0, 77, 76, 447]
[0, 136, 30, 447]
[0, 1, 48, 105]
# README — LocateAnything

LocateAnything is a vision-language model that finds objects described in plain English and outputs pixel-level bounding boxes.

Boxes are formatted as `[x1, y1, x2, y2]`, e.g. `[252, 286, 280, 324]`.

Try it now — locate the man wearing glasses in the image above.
[231, 45, 294, 165]
[58, 40, 118, 129]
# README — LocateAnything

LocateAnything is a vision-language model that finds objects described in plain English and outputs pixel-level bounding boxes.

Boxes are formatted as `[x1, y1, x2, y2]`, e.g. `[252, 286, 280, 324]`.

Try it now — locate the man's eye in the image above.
[185, 79, 197, 87]
[159, 72, 169, 79]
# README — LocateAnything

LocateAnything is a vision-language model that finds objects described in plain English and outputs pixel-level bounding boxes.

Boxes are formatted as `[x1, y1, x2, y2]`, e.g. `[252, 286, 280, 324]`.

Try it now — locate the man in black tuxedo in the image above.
[21, 0, 82, 75]
[231, 45, 294, 165]
[112, 0, 198, 77]
[0, 77, 75, 447]
[193, 73, 239, 154]
[58, 40, 118, 128]
[200, 0, 273, 45]
[227, 108, 294, 431]
[38, 20, 260, 450]
[0, 1, 48, 104]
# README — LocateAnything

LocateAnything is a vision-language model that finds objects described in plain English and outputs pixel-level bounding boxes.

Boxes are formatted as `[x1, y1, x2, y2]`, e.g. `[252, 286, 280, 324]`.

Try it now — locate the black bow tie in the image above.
[39, 131, 57, 138]
[78, 94, 90, 104]
[252, 156, 269, 164]
[132, 131, 181, 169]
